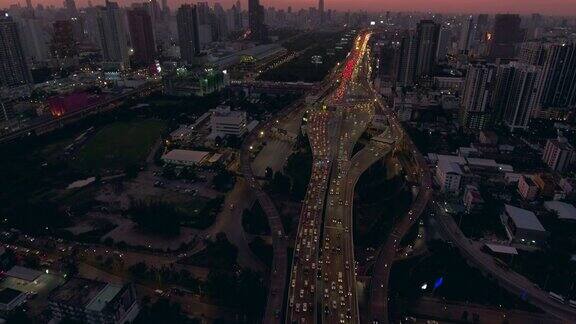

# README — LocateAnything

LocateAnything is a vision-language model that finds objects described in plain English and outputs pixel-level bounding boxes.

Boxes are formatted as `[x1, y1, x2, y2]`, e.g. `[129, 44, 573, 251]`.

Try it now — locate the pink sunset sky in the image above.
[1, 0, 575, 16]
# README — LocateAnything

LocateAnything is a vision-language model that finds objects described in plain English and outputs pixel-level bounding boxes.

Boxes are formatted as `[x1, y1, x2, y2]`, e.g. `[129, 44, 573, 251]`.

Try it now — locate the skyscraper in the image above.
[127, 7, 156, 66]
[248, 0, 267, 42]
[537, 43, 576, 110]
[318, 0, 324, 24]
[96, 0, 130, 70]
[458, 16, 474, 53]
[0, 13, 31, 87]
[64, 0, 78, 18]
[460, 63, 497, 130]
[396, 31, 418, 86]
[415, 20, 440, 79]
[51, 20, 78, 64]
[488, 14, 523, 59]
[494, 62, 540, 131]
[176, 4, 200, 64]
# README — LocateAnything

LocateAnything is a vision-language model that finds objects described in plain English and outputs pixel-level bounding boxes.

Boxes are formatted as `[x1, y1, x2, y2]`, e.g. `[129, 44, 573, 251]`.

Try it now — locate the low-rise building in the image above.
[502, 204, 548, 245]
[49, 278, 139, 324]
[559, 177, 576, 198]
[533, 173, 557, 198]
[209, 106, 247, 139]
[543, 201, 576, 221]
[0, 288, 27, 312]
[518, 175, 538, 201]
[162, 150, 211, 166]
[436, 159, 463, 194]
[542, 135, 575, 172]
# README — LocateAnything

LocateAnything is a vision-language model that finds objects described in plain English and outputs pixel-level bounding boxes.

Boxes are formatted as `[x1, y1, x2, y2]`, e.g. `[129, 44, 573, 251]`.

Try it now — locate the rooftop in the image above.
[5, 266, 42, 282]
[505, 204, 546, 232]
[485, 243, 518, 255]
[544, 201, 576, 221]
[49, 277, 108, 309]
[0, 288, 24, 304]
[162, 150, 210, 164]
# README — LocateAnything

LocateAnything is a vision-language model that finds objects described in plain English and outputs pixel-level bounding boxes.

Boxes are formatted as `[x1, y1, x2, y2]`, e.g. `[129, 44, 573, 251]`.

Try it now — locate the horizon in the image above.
[1, 0, 576, 16]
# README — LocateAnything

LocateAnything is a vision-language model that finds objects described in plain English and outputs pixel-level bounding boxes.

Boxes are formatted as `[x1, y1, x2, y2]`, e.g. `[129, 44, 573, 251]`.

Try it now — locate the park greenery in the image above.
[259, 31, 353, 82]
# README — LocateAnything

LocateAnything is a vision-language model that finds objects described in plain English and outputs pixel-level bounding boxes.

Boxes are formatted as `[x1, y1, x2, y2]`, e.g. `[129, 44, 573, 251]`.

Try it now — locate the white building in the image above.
[502, 204, 548, 245]
[162, 149, 210, 166]
[209, 106, 247, 138]
[436, 159, 463, 194]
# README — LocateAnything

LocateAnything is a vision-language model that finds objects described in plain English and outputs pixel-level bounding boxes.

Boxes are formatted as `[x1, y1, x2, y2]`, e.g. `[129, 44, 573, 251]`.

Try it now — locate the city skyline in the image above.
[1, 0, 576, 16]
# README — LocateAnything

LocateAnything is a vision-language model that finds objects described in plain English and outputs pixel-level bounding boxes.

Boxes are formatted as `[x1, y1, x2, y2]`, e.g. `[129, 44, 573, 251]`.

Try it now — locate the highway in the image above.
[286, 30, 377, 324]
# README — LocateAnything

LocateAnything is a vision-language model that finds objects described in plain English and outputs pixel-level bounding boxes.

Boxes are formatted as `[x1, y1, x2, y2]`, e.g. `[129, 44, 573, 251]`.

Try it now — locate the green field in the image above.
[77, 119, 165, 172]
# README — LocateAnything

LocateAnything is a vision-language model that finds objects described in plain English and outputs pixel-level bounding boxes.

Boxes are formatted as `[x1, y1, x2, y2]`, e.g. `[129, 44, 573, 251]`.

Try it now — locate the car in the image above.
[300, 289, 304, 298]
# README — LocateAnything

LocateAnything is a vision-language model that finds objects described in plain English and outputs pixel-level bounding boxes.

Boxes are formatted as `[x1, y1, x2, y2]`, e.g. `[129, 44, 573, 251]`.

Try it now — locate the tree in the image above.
[129, 201, 182, 236]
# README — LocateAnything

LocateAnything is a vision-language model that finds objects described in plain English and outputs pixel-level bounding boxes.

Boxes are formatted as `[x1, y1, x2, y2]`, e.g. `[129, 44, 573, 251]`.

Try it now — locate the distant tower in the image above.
[0, 13, 31, 87]
[415, 20, 440, 79]
[248, 0, 267, 42]
[318, 0, 324, 23]
[489, 14, 523, 59]
[63, 0, 78, 18]
[127, 7, 156, 66]
[176, 4, 200, 64]
[96, 0, 130, 69]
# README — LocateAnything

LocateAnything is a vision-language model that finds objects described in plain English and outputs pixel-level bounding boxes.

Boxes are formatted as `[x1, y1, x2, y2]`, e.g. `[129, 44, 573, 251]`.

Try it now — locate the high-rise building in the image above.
[415, 20, 440, 79]
[496, 62, 540, 131]
[537, 43, 576, 110]
[18, 17, 50, 63]
[64, 0, 78, 18]
[460, 63, 497, 130]
[127, 7, 156, 66]
[458, 16, 474, 52]
[318, 0, 324, 23]
[543, 135, 575, 172]
[51, 20, 78, 65]
[0, 13, 31, 87]
[488, 14, 523, 59]
[96, 0, 130, 70]
[396, 31, 418, 86]
[435, 23, 451, 63]
[248, 0, 267, 42]
[475, 14, 489, 40]
[176, 4, 200, 64]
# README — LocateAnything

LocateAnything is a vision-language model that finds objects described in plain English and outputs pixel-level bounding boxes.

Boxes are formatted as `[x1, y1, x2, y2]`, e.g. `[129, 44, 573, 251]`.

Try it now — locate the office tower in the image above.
[96, 0, 130, 70]
[460, 63, 497, 130]
[196, 2, 210, 25]
[177, 4, 200, 64]
[396, 31, 418, 86]
[415, 20, 440, 79]
[0, 13, 31, 87]
[378, 42, 399, 84]
[318, 0, 324, 24]
[127, 7, 156, 66]
[537, 43, 576, 110]
[518, 42, 546, 66]
[435, 23, 451, 62]
[18, 17, 50, 63]
[494, 62, 540, 131]
[51, 20, 78, 63]
[489, 14, 523, 59]
[213, 3, 227, 41]
[458, 16, 474, 52]
[475, 14, 489, 39]
[64, 0, 78, 18]
[248, 0, 267, 42]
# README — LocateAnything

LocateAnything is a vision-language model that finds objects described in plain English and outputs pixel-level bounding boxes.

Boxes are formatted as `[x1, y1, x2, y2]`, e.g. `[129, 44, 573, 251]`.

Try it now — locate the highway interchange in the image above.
[244, 27, 576, 324]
